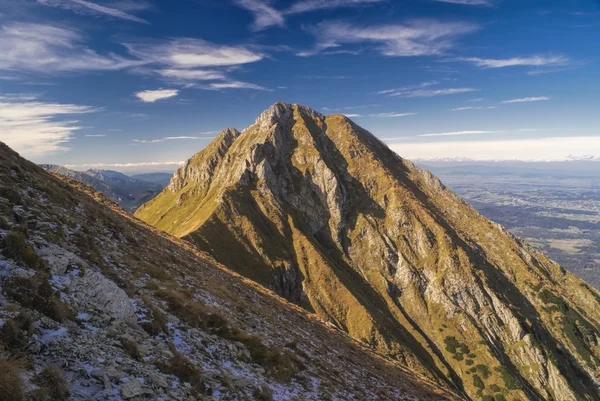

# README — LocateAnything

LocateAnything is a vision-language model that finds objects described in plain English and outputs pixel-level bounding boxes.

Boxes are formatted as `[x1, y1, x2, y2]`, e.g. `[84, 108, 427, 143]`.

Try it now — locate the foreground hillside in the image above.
[137, 103, 600, 401]
[0, 142, 459, 400]
[40, 165, 164, 212]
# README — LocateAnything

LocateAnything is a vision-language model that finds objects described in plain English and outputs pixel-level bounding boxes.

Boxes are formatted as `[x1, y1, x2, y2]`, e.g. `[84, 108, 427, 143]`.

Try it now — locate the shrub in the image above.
[253, 385, 274, 401]
[0, 216, 9, 229]
[31, 365, 70, 401]
[3, 275, 74, 323]
[121, 338, 141, 360]
[0, 319, 27, 350]
[156, 349, 209, 396]
[22, 245, 41, 270]
[1, 231, 26, 259]
[476, 364, 491, 379]
[494, 366, 520, 390]
[472, 374, 485, 390]
[0, 359, 24, 401]
[140, 305, 169, 336]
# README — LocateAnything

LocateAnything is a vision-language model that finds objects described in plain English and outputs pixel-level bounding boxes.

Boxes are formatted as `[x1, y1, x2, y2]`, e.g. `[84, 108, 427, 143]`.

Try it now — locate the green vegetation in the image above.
[494, 367, 520, 390]
[472, 374, 485, 390]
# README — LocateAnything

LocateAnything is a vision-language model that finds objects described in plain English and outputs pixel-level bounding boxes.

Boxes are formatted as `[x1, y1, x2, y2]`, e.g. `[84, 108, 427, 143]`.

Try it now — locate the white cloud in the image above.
[285, 0, 385, 14]
[419, 130, 499, 137]
[234, 0, 384, 31]
[502, 96, 550, 104]
[135, 89, 178, 103]
[301, 20, 478, 57]
[370, 112, 417, 118]
[460, 55, 569, 68]
[234, 0, 285, 31]
[343, 113, 363, 118]
[133, 132, 218, 143]
[0, 96, 96, 157]
[207, 81, 269, 91]
[125, 39, 263, 68]
[157, 69, 226, 81]
[452, 106, 496, 111]
[85, 134, 106, 137]
[64, 161, 184, 173]
[0, 22, 142, 73]
[390, 88, 477, 98]
[387, 136, 600, 161]
[36, 0, 149, 23]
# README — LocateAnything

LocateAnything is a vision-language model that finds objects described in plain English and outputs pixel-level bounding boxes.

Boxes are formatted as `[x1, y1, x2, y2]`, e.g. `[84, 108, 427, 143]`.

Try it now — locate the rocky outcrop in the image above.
[137, 102, 600, 401]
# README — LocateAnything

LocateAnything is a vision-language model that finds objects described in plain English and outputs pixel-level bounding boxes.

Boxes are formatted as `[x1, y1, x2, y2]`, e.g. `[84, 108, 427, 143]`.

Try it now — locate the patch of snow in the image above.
[41, 326, 68, 343]
[77, 312, 90, 321]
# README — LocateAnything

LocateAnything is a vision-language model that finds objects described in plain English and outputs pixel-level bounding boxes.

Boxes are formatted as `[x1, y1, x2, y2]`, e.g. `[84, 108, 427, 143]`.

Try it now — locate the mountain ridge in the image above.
[40, 164, 164, 212]
[137, 102, 600, 401]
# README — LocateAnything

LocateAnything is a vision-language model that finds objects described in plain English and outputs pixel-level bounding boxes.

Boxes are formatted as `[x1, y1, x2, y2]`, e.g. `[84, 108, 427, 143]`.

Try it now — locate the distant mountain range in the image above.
[40, 165, 167, 212]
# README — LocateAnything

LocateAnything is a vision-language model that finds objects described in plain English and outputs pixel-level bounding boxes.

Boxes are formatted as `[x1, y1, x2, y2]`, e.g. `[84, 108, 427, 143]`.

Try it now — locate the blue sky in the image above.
[0, 0, 599, 172]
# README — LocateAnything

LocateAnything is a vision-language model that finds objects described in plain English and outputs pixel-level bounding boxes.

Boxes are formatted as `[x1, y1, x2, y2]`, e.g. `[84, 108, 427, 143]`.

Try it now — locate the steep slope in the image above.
[40, 165, 164, 212]
[137, 102, 600, 401]
[0, 142, 458, 400]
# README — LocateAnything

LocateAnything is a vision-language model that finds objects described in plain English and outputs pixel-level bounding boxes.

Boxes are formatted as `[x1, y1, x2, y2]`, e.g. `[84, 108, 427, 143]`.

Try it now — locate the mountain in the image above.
[132, 173, 174, 187]
[137, 102, 600, 401]
[0, 142, 458, 400]
[40, 165, 165, 213]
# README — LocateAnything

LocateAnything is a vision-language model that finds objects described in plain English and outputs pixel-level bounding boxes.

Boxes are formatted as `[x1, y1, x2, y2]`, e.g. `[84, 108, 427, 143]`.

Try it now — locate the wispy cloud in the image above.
[207, 81, 269, 91]
[459, 55, 570, 68]
[64, 161, 185, 171]
[419, 130, 498, 137]
[343, 113, 363, 118]
[393, 88, 477, 98]
[0, 95, 96, 157]
[370, 112, 417, 118]
[132, 133, 216, 143]
[36, 0, 149, 24]
[234, 0, 385, 31]
[300, 20, 478, 57]
[233, 0, 285, 31]
[452, 106, 496, 111]
[126, 38, 267, 90]
[0, 22, 143, 73]
[502, 96, 550, 104]
[125, 39, 263, 68]
[157, 69, 226, 81]
[135, 89, 178, 103]
[286, 0, 385, 14]
[85, 134, 106, 137]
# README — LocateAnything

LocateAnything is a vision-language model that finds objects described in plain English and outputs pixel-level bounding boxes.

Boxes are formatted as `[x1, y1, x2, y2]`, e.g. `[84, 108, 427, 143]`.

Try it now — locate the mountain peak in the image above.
[253, 102, 324, 131]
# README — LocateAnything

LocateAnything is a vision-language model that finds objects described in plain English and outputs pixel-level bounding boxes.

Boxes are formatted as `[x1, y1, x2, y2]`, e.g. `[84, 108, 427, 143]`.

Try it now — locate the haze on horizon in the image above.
[0, 0, 599, 171]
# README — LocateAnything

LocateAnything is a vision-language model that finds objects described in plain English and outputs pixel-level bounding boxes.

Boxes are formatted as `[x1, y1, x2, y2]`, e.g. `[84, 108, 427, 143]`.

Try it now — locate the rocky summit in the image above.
[137, 102, 600, 400]
[0, 142, 459, 400]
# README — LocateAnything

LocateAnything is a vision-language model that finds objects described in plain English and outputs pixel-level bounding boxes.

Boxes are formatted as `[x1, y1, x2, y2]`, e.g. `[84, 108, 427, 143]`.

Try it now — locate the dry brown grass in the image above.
[0, 359, 24, 401]
[3, 274, 74, 323]
[155, 346, 209, 396]
[120, 337, 141, 360]
[30, 365, 70, 401]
